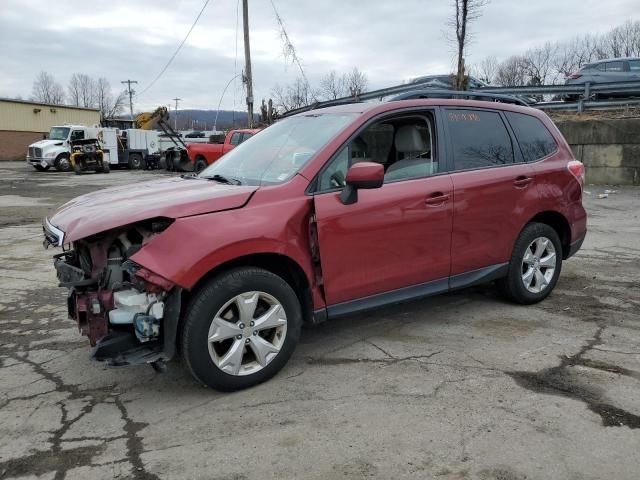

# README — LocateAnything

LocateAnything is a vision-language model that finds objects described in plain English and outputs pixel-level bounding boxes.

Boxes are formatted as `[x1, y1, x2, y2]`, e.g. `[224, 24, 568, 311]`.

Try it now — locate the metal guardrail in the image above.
[281, 79, 640, 116]
[477, 80, 640, 95]
[532, 98, 640, 111]
[477, 81, 640, 112]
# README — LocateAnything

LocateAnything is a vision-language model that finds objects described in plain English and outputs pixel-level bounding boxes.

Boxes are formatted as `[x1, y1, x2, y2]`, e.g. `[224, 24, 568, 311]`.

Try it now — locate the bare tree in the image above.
[345, 67, 369, 97]
[553, 35, 599, 78]
[494, 56, 528, 86]
[604, 21, 640, 58]
[476, 20, 640, 86]
[448, 0, 489, 90]
[31, 71, 65, 104]
[95, 78, 126, 124]
[319, 70, 347, 100]
[472, 55, 498, 84]
[68, 73, 97, 108]
[521, 42, 557, 85]
[271, 77, 318, 113]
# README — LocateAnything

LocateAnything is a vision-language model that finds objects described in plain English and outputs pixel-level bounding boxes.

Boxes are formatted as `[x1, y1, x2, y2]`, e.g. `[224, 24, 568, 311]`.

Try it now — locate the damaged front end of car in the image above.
[44, 216, 181, 371]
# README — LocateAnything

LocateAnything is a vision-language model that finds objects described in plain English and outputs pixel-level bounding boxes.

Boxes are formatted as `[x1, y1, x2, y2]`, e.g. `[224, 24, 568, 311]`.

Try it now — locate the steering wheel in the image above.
[330, 171, 345, 188]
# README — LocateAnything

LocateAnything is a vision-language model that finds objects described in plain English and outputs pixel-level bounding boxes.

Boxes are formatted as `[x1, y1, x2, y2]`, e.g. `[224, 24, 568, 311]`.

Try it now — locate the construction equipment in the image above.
[70, 138, 110, 175]
[135, 107, 191, 171]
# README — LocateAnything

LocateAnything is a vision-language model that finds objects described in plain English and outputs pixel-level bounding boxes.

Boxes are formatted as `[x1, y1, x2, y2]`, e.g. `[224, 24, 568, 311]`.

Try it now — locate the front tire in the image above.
[182, 267, 302, 391]
[54, 154, 71, 172]
[33, 165, 49, 172]
[498, 222, 562, 304]
[195, 157, 208, 173]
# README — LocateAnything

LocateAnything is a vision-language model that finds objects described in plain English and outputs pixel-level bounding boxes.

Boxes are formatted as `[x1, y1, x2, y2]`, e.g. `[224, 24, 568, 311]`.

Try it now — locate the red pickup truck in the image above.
[187, 129, 260, 172]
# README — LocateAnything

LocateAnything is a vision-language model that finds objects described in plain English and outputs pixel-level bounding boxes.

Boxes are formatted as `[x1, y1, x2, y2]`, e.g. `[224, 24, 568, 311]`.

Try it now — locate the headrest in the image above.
[351, 135, 368, 154]
[395, 125, 426, 152]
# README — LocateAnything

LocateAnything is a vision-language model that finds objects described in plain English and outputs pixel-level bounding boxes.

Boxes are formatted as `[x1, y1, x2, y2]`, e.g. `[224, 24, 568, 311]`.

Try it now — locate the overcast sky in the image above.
[1, 0, 639, 112]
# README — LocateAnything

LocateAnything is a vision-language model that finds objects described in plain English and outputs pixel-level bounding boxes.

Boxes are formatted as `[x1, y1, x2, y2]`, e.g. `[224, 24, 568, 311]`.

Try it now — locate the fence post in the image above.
[577, 82, 591, 113]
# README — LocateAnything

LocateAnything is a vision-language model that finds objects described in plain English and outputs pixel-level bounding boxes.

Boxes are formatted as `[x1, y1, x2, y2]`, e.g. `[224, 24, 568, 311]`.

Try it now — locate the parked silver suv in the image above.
[565, 57, 640, 98]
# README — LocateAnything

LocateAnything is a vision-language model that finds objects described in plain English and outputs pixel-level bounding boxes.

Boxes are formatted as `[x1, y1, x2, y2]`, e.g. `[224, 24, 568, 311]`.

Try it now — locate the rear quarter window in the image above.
[505, 112, 558, 162]
[605, 61, 625, 72]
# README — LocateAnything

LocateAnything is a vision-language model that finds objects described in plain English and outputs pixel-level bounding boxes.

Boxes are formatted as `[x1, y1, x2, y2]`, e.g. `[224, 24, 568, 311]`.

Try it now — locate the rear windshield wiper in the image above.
[203, 174, 243, 185]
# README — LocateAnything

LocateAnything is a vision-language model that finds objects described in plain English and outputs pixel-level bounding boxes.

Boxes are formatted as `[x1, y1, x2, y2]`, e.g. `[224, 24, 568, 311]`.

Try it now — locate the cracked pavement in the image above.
[1, 162, 639, 479]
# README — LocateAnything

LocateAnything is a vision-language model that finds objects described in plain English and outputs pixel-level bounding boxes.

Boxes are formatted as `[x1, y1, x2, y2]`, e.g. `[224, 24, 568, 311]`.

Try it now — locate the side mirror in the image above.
[340, 161, 384, 205]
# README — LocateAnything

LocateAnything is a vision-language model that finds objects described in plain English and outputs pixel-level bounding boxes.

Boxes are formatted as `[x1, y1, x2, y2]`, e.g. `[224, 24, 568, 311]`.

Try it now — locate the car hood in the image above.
[49, 177, 258, 243]
[31, 139, 65, 149]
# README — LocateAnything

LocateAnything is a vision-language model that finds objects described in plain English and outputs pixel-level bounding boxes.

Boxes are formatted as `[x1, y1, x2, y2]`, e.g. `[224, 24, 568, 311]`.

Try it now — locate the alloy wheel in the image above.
[207, 291, 287, 376]
[521, 236, 556, 294]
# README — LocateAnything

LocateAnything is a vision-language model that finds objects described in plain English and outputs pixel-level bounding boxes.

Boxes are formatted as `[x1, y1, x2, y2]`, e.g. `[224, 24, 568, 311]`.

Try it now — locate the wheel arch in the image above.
[527, 210, 571, 258]
[184, 252, 314, 324]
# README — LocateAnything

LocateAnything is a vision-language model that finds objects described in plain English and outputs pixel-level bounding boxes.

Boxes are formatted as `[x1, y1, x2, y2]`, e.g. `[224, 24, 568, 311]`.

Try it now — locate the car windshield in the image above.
[48, 127, 70, 141]
[199, 113, 358, 186]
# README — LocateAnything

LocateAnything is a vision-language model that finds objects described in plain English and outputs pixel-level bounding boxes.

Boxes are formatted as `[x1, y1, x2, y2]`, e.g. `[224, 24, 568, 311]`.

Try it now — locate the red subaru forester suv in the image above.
[44, 99, 586, 391]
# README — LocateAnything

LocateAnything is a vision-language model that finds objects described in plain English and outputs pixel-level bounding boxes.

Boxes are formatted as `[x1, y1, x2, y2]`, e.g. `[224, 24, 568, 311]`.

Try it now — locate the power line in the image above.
[269, 0, 310, 88]
[136, 0, 212, 98]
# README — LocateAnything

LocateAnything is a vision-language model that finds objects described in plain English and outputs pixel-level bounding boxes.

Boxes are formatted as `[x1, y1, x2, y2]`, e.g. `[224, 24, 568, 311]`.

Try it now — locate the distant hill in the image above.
[173, 109, 260, 130]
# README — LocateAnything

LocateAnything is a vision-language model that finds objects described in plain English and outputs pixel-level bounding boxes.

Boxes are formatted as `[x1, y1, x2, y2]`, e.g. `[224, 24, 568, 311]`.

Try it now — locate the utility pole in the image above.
[172, 97, 181, 130]
[121, 80, 138, 120]
[242, 0, 254, 128]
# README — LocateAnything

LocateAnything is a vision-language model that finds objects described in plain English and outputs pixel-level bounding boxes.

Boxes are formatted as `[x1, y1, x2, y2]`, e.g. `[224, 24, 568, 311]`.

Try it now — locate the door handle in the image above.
[425, 192, 449, 205]
[513, 176, 533, 188]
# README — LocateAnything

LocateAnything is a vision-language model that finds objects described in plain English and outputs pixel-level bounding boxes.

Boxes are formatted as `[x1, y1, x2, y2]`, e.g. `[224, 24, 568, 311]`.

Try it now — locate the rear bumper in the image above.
[566, 231, 586, 259]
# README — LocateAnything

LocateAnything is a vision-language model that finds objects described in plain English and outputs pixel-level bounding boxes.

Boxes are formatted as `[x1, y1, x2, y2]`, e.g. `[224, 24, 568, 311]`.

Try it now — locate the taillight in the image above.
[568, 160, 585, 188]
[568, 73, 582, 80]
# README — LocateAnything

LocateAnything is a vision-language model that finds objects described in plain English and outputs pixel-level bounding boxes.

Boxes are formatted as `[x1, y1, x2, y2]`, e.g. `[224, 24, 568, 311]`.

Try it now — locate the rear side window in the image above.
[505, 112, 558, 162]
[446, 109, 514, 170]
[605, 61, 624, 72]
[629, 60, 640, 71]
[230, 132, 243, 145]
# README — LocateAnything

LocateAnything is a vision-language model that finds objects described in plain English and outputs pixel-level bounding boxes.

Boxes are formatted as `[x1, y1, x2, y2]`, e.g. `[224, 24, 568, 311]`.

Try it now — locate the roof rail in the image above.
[279, 82, 531, 118]
[390, 89, 530, 106]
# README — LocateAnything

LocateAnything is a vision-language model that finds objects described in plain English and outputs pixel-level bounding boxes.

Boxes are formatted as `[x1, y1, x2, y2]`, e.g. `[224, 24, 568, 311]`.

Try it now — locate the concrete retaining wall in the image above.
[555, 118, 640, 185]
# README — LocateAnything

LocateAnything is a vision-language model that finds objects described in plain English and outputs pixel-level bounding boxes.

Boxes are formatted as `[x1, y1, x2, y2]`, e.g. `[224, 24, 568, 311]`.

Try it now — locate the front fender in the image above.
[129, 194, 317, 294]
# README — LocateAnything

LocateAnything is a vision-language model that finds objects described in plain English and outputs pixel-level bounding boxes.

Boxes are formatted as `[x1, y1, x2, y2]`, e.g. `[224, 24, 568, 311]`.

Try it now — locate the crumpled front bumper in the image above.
[43, 217, 65, 248]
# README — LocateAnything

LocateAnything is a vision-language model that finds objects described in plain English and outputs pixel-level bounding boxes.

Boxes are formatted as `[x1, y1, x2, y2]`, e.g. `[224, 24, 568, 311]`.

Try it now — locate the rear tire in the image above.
[102, 162, 110, 173]
[182, 267, 302, 391]
[128, 153, 143, 169]
[498, 222, 562, 304]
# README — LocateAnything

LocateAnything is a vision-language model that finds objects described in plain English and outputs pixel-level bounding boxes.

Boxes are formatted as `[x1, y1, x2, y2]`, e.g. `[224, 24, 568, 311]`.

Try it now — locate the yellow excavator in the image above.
[134, 106, 191, 171]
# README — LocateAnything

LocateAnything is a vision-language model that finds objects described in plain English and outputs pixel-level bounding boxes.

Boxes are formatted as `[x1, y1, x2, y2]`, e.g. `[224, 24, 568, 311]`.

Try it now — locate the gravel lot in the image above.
[1, 161, 639, 480]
